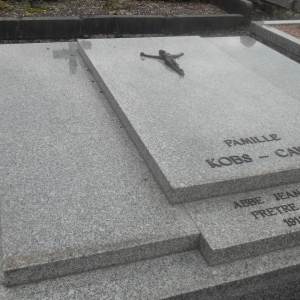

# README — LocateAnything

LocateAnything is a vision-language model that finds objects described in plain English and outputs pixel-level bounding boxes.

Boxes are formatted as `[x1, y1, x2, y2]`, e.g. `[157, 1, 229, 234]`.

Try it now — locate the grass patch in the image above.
[24, 7, 46, 13]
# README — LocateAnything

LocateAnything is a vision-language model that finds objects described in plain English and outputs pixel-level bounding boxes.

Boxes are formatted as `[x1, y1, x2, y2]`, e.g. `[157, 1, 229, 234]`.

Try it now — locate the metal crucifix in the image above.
[140, 50, 185, 76]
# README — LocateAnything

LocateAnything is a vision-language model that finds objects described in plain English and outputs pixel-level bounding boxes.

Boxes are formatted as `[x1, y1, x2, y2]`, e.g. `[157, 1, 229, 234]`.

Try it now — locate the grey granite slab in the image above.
[78, 36, 300, 204]
[0, 42, 198, 286]
[185, 182, 300, 265]
[205, 36, 300, 102]
[1, 247, 300, 299]
[1, 39, 300, 299]
[250, 21, 300, 62]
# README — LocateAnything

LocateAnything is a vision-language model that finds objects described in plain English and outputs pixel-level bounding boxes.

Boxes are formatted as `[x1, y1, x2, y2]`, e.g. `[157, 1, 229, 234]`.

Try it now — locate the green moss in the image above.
[237, 21, 251, 30]
[0, 1, 8, 10]
[24, 7, 46, 13]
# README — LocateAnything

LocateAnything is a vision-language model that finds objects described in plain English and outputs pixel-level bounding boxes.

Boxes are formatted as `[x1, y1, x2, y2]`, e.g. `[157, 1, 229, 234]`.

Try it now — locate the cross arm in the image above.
[140, 52, 163, 59]
[171, 53, 184, 58]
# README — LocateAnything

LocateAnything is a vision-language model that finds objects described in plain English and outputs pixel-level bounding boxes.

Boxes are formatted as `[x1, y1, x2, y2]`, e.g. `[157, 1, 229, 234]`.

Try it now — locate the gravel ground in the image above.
[0, 0, 226, 17]
[273, 24, 300, 39]
[0, 0, 299, 43]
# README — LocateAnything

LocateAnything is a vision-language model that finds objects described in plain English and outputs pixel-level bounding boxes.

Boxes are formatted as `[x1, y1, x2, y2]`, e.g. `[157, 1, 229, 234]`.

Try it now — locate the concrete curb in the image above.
[18, 17, 82, 39]
[250, 21, 300, 63]
[0, 14, 247, 40]
[82, 15, 167, 35]
[166, 15, 244, 35]
[82, 15, 245, 36]
[0, 18, 19, 39]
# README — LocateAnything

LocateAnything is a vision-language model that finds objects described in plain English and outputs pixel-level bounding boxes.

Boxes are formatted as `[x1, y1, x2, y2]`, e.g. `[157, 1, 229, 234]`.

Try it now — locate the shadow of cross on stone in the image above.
[53, 43, 78, 75]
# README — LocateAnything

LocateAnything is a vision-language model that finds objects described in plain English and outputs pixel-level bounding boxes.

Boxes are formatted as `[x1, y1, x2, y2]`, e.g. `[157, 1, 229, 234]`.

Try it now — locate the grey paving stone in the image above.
[185, 182, 300, 265]
[0, 42, 198, 286]
[205, 36, 300, 102]
[78, 36, 300, 204]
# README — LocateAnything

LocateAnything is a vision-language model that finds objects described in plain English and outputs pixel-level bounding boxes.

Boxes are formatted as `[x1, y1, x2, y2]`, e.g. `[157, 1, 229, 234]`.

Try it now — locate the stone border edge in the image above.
[250, 21, 300, 63]
[0, 13, 249, 40]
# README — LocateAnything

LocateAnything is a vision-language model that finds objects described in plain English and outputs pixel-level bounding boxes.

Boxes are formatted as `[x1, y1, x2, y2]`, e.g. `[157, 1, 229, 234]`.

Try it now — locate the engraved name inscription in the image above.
[250, 203, 299, 219]
[206, 154, 252, 168]
[275, 146, 300, 157]
[224, 134, 281, 147]
[205, 133, 300, 168]
[233, 188, 300, 228]
[273, 189, 300, 200]
[233, 197, 264, 209]
[284, 216, 300, 227]
[206, 133, 281, 168]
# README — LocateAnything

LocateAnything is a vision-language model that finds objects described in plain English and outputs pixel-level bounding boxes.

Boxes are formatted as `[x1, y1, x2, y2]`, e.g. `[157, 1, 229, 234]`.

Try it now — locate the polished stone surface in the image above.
[1, 248, 300, 299]
[205, 36, 300, 102]
[0, 42, 198, 286]
[2, 37, 300, 299]
[250, 21, 300, 60]
[185, 182, 300, 265]
[78, 36, 300, 204]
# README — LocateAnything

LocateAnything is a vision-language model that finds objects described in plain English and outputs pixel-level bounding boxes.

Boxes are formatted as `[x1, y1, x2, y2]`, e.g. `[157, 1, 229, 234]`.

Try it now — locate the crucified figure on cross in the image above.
[140, 50, 185, 76]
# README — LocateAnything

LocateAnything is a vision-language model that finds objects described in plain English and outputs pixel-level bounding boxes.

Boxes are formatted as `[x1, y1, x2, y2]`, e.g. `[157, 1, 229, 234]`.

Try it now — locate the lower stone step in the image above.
[1, 249, 300, 299]
[186, 183, 300, 265]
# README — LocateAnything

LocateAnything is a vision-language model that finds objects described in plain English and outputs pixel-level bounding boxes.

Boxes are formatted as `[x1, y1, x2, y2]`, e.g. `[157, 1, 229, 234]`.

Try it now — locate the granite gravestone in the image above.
[1, 36, 300, 298]
[77, 35, 300, 267]
[78, 36, 300, 204]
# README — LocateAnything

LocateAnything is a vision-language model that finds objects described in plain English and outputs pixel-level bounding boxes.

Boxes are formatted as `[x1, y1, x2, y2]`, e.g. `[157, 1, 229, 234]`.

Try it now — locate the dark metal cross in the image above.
[140, 50, 185, 76]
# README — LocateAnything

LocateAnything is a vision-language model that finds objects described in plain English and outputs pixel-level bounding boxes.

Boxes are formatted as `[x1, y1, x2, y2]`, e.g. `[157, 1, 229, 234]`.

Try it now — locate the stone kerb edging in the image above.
[250, 21, 300, 63]
[0, 0, 253, 39]
[0, 14, 246, 40]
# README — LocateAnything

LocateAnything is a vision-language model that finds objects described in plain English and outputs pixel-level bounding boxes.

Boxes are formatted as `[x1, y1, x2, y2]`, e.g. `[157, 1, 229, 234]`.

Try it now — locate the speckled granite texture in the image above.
[205, 36, 300, 102]
[78, 36, 300, 204]
[1, 248, 300, 299]
[1, 38, 300, 299]
[0, 42, 198, 286]
[250, 21, 300, 60]
[185, 182, 300, 265]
